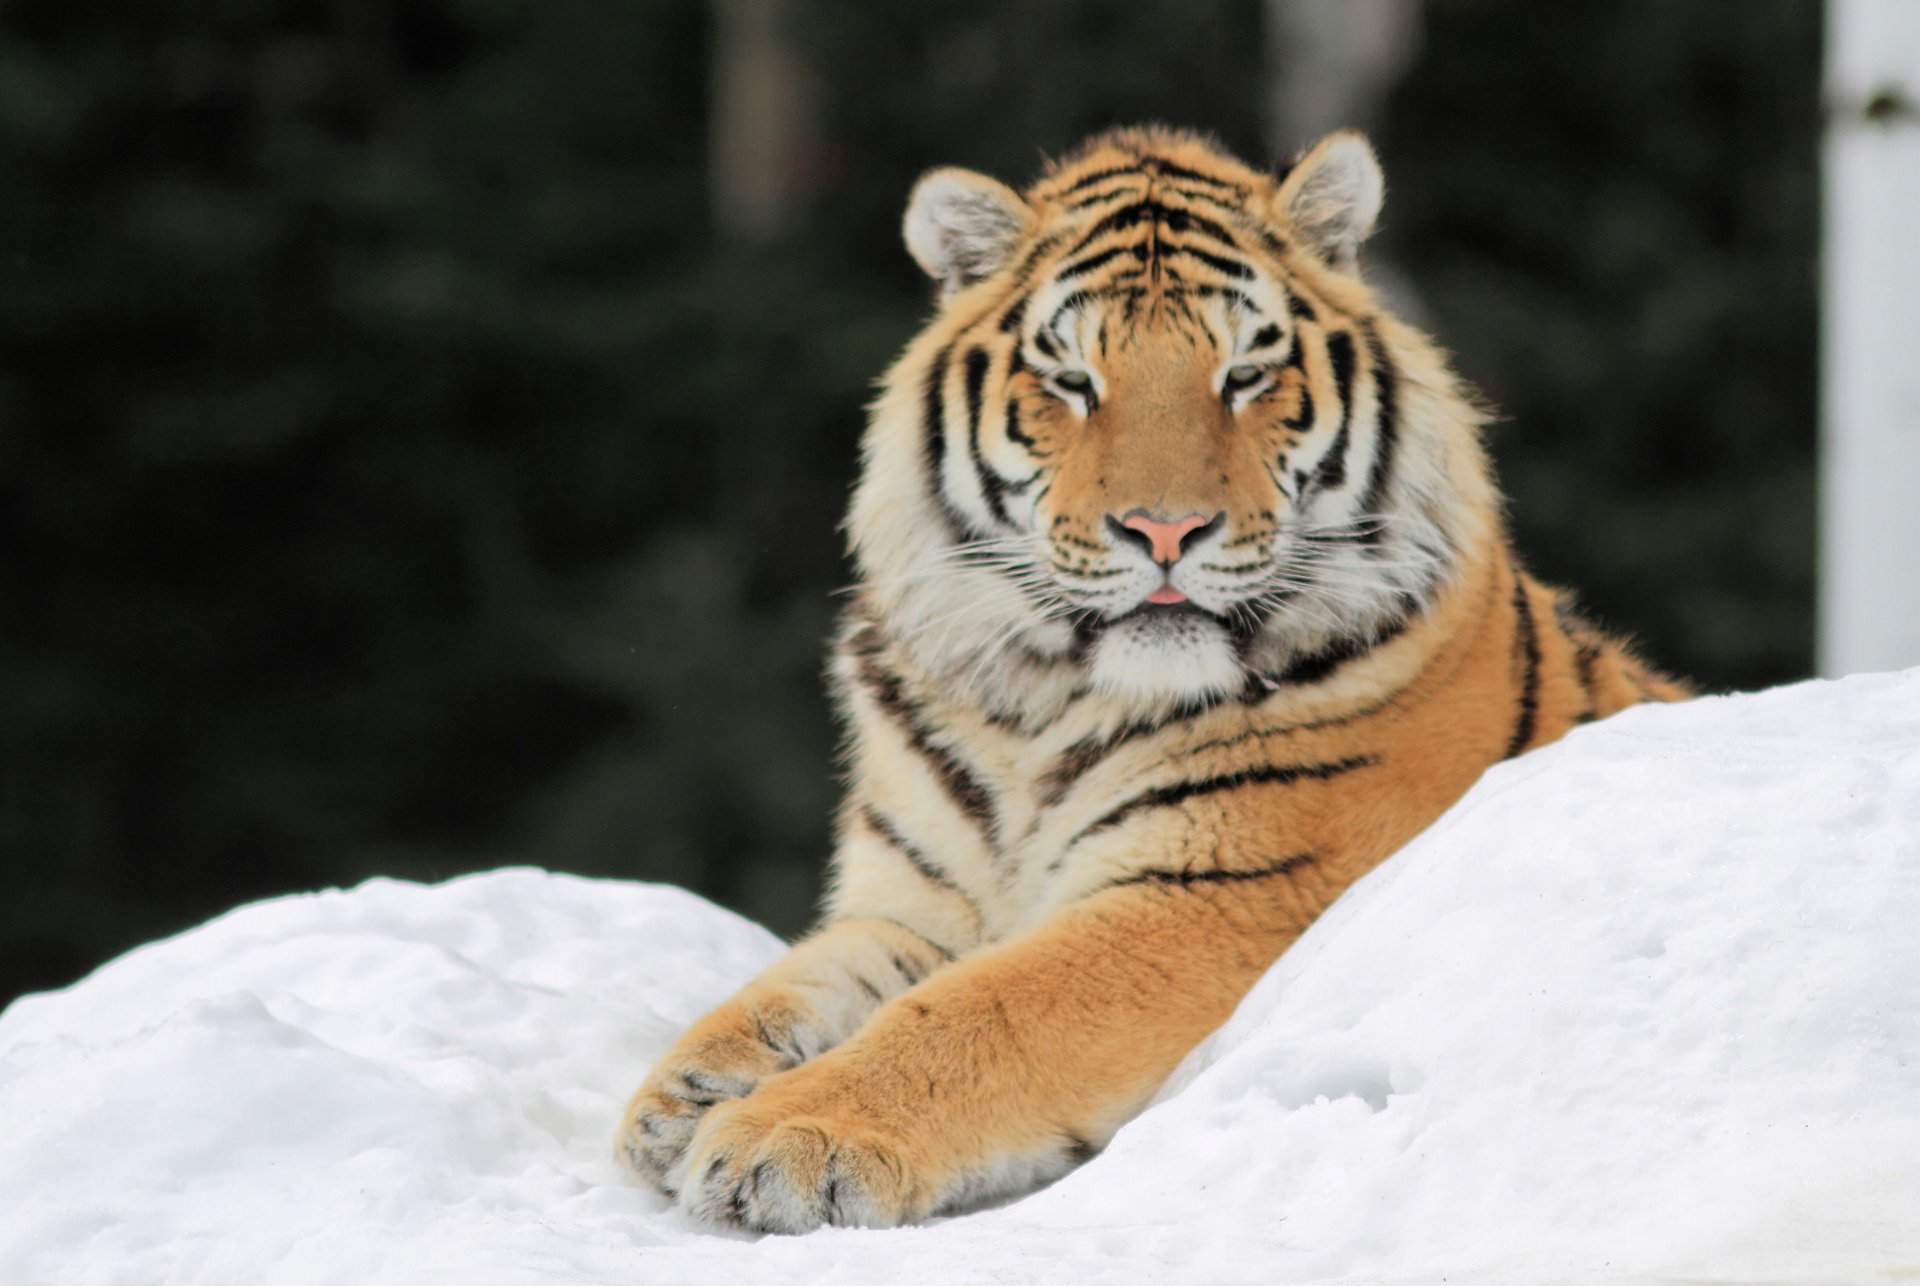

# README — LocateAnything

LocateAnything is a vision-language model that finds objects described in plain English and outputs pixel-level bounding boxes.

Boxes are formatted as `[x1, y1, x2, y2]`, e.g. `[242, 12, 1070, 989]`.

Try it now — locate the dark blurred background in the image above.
[0, 0, 1819, 1006]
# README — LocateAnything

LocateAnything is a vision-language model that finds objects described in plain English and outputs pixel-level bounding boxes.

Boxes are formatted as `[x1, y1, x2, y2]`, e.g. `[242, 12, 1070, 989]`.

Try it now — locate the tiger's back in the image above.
[619, 125, 1687, 1233]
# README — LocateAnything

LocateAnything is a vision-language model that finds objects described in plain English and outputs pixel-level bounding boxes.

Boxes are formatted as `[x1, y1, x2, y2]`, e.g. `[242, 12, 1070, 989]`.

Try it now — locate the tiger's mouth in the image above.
[1110, 600, 1215, 626]
[1071, 597, 1221, 644]
[1087, 588, 1272, 649]
[1076, 592, 1248, 704]
[1082, 598, 1249, 653]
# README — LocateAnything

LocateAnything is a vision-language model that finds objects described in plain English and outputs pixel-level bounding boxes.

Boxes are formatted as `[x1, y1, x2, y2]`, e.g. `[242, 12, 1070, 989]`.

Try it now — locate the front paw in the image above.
[679, 1084, 931, 1233]
[619, 1063, 759, 1195]
[617, 1015, 796, 1194]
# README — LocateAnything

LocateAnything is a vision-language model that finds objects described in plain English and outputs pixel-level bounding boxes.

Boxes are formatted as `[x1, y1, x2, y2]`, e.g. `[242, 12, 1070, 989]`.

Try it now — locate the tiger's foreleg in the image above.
[676, 873, 1309, 1232]
[616, 915, 957, 1195]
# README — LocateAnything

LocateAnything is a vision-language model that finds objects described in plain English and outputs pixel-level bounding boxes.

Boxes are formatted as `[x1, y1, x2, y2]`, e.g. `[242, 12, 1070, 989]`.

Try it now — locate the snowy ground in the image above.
[4, 670, 1919, 1285]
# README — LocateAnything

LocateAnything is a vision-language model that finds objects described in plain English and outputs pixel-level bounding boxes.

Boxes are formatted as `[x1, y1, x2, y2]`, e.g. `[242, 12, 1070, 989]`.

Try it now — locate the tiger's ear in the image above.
[903, 167, 1035, 296]
[1273, 130, 1384, 274]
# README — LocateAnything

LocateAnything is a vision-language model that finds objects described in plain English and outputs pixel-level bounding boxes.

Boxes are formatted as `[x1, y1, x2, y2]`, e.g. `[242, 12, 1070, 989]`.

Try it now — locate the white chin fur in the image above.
[1086, 613, 1242, 705]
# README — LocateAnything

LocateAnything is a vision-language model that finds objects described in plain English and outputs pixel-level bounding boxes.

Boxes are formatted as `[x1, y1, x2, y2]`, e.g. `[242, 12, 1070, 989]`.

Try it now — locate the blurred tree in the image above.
[1380, 0, 1819, 691]
[1264, 0, 1422, 152]
[1263, 0, 1429, 323]
[710, 0, 821, 242]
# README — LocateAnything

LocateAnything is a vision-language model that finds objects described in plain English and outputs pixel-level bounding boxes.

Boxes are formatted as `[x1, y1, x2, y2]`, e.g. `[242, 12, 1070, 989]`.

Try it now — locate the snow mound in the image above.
[5, 670, 1919, 1285]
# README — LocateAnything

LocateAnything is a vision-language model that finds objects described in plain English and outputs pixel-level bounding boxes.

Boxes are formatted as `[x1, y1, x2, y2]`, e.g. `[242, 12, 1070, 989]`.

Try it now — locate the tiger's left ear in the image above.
[1273, 130, 1384, 274]
[903, 167, 1036, 297]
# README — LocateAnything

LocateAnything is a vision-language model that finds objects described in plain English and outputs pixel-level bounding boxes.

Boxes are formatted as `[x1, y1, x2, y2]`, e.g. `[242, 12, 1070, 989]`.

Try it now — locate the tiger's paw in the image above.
[678, 1083, 934, 1233]
[616, 1008, 801, 1195]
[618, 1066, 757, 1197]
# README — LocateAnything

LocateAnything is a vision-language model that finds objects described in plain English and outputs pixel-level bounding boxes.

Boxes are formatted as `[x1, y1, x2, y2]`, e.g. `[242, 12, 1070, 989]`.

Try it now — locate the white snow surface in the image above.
[5, 670, 1920, 1285]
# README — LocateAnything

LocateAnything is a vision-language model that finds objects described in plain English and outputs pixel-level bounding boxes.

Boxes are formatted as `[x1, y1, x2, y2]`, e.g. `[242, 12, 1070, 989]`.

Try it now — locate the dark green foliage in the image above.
[1382, 1, 1819, 690]
[0, 1, 1817, 1005]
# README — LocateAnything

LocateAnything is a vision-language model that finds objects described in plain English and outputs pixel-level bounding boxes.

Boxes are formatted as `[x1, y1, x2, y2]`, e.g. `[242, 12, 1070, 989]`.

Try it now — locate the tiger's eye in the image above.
[1221, 364, 1267, 395]
[1054, 370, 1094, 394]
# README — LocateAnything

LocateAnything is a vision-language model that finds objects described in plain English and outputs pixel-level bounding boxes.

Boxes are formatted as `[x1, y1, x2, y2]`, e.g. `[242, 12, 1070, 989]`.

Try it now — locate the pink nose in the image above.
[1119, 512, 1214, 565]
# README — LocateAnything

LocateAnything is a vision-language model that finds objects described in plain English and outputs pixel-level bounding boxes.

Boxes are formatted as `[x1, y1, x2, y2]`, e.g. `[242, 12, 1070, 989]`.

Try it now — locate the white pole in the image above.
[1822, 0, 1920, 677]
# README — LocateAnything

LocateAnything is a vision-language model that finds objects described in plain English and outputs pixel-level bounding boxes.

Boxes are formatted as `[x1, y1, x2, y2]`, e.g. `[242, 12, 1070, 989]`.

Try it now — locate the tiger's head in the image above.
[848, 127, 1496, 722]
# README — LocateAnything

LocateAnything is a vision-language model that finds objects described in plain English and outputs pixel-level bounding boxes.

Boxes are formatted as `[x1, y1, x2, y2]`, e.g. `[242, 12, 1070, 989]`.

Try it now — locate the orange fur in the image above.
[617, 126, 1688, 1233]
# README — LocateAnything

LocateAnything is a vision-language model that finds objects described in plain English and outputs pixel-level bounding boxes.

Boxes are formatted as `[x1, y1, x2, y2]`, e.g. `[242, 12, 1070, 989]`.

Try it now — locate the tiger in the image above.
[615, 125, 1688, 1233]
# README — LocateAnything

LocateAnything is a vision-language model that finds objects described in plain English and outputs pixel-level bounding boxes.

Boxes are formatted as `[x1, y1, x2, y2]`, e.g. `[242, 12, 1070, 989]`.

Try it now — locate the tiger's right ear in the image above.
[1272, 131, 1384, 274]
[903, 168, 1035, 297]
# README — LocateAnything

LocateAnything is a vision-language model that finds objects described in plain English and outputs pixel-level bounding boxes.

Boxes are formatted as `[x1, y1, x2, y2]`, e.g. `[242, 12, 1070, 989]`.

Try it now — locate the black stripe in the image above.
[1233, 538, 1482, 708]
[1283, 383, 1315, 432]
[1154, 202, 1242, 248]
[875, 916, 957, 963]
[1056, 164, 1141, 196]
[1035, 694, 1225, 809]
[1572, 637, 1602, 720]
[1056, 244, 1133, 280]
[1554, 599, 1605, 723]
[1312, 331, 1358, 493]
[857, 656, 1000, 847]
[1006, 400, 1034, 452]
[1004, 349, 1036, 449]
[963, 346, 1012, 526]
[1066, 755, 1375, 853]
[1570, 654, 1601, 722]
[1253, 226, 1292, 258]
[1305, 618, 1413, 683]
[1504, 566, 1542, 759]
[1277, 336, 1308, 374]
[922, 344, 950, 495]
[1286, 292, 1317, 322]
[1160, 285, 1198, 325]
[1005, 232, 1067, 293]
[1164, 241, 1252, 279]
[673, 1069, 738, 1105]
[1065, 185, 1145, 211]
[1177, 688, 1410, 761]
[1355, 323, 1400, 547]
[1146, 156, 1245, 192]
[1250, 323, 1283, 350]
[997, 296, 1028, 334]
[1268, 616, 1410, 687]
[886, 950, 928, 986]
[1105, 851, 1316, 893]
[1038, 737, 1108, 808]
[749, 1010, 804, 1066]
[1068, 199, 1242, 257]
[860, 806, 983, 927]
[921, 344, 973, 539]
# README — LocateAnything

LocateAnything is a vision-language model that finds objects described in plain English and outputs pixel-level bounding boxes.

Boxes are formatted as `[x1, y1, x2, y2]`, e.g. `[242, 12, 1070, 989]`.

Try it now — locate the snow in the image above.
[5, 670, 1920, 1285]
